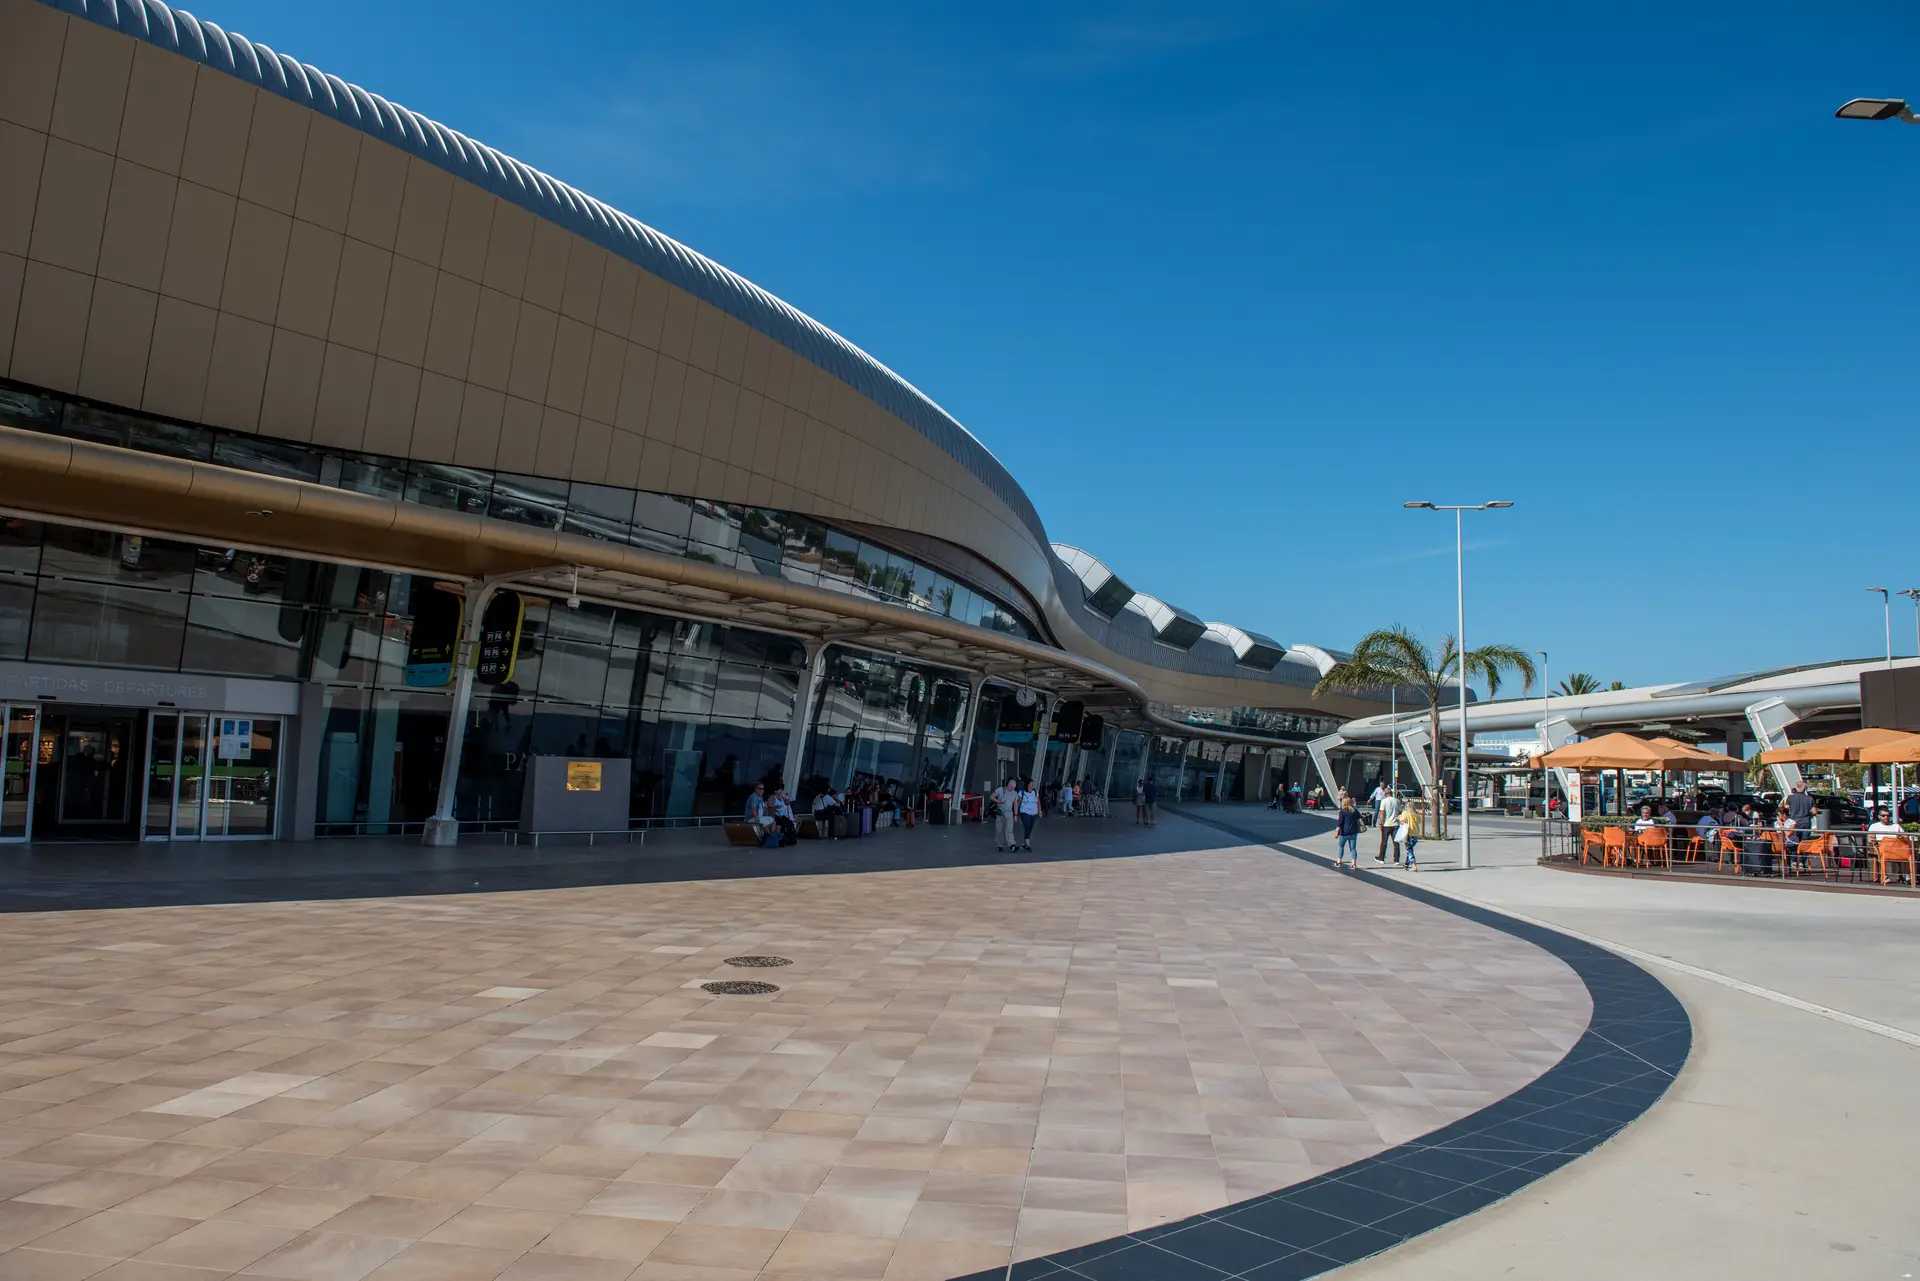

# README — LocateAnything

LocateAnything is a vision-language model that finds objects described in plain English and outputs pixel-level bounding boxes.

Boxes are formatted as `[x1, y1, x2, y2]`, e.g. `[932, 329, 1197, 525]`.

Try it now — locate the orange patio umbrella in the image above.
[1757, 727, 1918, 765]
[1855, 733, 1920, 765]
[1534, 733, 1714, 771]
[1648, 737, 1745, 770]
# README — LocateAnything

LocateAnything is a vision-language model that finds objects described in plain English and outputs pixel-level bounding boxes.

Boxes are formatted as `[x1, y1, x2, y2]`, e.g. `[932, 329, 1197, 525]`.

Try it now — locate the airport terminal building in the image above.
[0, 0, 1388, 845]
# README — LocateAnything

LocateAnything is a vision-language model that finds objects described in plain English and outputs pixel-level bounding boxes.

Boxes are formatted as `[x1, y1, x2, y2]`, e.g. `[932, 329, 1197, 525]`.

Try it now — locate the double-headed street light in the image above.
[1835, 97, 1916, 124]
[1869, 587, 1892, 670]
[1404, 500, 1514, 870]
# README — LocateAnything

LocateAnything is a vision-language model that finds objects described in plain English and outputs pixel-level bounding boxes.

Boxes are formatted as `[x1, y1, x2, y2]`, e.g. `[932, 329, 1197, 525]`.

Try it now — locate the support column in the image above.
[781, 642, 829, 802]
[1214, 750, 1228, 803]
[950, 673, 989, 818]
[422, 578, 504, 847]
[1536, 714, 1579, 821]
[1306, 733, 1345, 805]
[1745, 698, 1803, 794]
[1174, 739, 1192, 801]
[1100, 729, 1118, 799]
[1029, 698, 1051, 786]
[1723, 722, 1747, 794]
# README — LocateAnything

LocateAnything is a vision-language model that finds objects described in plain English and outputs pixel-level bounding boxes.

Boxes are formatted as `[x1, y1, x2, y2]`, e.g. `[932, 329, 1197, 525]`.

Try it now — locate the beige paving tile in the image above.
[136, 1217, 302, 1270]
[0, 818, 1588, 1280]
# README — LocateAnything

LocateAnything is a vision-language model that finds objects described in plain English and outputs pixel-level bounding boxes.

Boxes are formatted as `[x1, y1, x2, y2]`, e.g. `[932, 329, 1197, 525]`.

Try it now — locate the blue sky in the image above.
[209, 1, 1919, 689]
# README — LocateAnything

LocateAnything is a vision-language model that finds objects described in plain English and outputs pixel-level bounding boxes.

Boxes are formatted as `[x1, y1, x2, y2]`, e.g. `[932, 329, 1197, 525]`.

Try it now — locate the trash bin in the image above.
[927, 791, 951, 824]
[961, 792, 984, 823]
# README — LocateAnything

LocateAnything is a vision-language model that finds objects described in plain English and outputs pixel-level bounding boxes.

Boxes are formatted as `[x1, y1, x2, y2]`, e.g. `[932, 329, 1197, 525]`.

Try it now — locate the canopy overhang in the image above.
[0, 425, 1292, 746]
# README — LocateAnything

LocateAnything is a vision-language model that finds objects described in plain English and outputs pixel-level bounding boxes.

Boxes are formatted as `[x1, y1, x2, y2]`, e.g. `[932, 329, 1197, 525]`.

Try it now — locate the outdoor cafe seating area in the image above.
[1539, 728, 1920, 891]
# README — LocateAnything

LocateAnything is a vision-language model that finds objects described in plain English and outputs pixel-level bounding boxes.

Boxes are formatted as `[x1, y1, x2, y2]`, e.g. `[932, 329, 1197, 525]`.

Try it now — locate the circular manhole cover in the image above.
[701, 980, 780, 996]
[724, 955, 792, 968]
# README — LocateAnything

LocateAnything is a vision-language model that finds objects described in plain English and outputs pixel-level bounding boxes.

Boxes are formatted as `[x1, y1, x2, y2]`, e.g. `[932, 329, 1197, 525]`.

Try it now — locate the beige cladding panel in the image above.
[0, 3, 1323, 716]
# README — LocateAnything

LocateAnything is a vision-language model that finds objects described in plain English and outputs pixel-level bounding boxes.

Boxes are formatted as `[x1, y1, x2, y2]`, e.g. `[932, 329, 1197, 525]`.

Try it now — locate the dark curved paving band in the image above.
[949, 811, 1693, 1281]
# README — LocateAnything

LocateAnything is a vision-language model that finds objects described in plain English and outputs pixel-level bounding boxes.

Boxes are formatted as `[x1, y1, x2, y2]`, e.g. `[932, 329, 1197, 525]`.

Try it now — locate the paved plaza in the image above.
[1253, 811, 1920, 1281]
[0, 812, 1588, 1280]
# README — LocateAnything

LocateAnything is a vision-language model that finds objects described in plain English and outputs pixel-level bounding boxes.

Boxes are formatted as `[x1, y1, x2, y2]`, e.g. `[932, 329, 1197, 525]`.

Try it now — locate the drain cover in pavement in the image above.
[702, 980, 780, 995]
[724, 955, 792, 968]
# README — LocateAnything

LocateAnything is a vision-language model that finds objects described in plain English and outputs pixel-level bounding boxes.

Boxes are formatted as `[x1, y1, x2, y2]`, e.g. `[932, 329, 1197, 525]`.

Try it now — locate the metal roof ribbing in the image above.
[43, 0, 1049, 548]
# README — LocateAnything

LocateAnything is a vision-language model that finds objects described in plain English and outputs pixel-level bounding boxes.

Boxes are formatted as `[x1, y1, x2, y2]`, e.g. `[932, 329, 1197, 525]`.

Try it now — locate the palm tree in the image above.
[1315, 625, 1537, 838]
[1556, 672, 1601, 696]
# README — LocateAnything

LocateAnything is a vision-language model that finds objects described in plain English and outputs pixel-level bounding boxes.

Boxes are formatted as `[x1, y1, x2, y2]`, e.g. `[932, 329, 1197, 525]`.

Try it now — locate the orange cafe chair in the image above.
[1717, 830, 1743, 873]
[1794, 833, 1834, 880]
[1635, 826, 1671, 869]
[1581, 827, 1607, 865]
[1875, 835, 1915, 887]
[1681, 825, 1705, 862]
[1603, 826, 1630, 869]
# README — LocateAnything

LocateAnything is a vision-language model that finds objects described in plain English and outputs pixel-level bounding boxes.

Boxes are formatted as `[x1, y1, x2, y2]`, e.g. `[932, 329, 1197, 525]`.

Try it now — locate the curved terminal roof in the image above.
[48, 0, 1374, 710]
[1125, 593, 1208, 650]
[1203, 623, 1286, 671]
[1050, 544, 1135, 620]
[53, 0, 1047, 548]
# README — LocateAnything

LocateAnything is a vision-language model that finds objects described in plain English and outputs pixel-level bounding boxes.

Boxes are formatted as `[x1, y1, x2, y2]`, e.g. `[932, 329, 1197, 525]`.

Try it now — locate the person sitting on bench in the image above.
[770, 787, 797, 846]
[745, 783, 776, 843]
[812, 786, 843, 839]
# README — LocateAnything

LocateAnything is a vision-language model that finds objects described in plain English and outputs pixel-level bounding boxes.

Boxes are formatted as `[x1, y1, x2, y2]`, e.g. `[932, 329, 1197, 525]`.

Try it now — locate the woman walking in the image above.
[1334, 795, 1362, 869]
[1399, 801, 1423, 871]
[1017, 777, 1041, 851]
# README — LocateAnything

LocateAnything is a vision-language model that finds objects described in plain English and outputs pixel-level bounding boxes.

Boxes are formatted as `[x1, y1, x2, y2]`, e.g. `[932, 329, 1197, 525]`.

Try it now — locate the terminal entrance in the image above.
[0, 703, 283, 842]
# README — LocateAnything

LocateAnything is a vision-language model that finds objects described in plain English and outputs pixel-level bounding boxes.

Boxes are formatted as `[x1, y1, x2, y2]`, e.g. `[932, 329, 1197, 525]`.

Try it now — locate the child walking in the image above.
[1399, 801, 1424, 871]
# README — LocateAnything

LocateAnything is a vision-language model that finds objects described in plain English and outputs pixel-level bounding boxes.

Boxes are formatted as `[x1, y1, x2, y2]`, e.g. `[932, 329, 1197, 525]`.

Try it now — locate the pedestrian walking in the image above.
[1134, 778, 1147, 823]
[1399, 801, 1423, 871]
[1334, 795, 1362, 868]
[991, 775, 1020, 852]
[1141, 776, 1158, 826]
[1374, 787, 1402, 863]
[1017, 776, 1041, 851]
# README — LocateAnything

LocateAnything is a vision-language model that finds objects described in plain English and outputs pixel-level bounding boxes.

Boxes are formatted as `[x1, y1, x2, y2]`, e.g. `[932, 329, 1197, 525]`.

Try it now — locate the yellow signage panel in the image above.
[566, 760, 602, 792]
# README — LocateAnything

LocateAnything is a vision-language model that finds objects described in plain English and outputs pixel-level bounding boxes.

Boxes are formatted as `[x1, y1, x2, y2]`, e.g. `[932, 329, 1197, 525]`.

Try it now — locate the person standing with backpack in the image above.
[1141, 777, 1158, 826]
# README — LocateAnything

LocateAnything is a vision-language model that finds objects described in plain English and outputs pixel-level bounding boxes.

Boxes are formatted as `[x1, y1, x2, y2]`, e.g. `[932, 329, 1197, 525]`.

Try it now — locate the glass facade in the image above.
[0, 382, 1043, 644]
[797, 648, 969, 806]
[311, 593, 809, 833]
[1155, 703, 1343, 741]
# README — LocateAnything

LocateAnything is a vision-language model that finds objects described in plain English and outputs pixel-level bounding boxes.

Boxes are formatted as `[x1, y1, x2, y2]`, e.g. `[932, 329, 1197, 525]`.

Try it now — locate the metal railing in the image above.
[1544, 817, 1917, 888]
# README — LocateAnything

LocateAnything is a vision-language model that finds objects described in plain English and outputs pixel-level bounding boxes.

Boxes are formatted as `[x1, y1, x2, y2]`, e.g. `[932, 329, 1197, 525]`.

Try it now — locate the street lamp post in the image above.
[1535, 649, 1550, 816]
[1834, 97, 1917, 124]
[1404, 500, 1514, 870]
[1870, 588, 1892, 670]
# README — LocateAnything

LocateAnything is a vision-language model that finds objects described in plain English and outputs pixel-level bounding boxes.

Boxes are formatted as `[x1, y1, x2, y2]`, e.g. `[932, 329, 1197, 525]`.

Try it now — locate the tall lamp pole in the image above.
[1535, 649, 1550, 815]
[1870, 588, 1892, 670]
[1404, 500, 1514, 870]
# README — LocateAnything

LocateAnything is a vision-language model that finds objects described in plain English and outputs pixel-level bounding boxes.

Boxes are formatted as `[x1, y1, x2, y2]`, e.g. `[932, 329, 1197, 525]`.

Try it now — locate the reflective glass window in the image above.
[29, 579, 188, 668]
[0, 515, 41, 576]
[62, 402, 212, 459]
[632, 492, 694, 554]
[39, 528, 195, 590]
[565, 483, 637, 542]
[330, 451, 408, 499]
[0, 386, 63, 432]
[405, 463, 491, 515]
[0, 577, 31, 659]
[488, 474, 567, 529]
[181, 596, 308, 678]
[213, 432, 325, 480]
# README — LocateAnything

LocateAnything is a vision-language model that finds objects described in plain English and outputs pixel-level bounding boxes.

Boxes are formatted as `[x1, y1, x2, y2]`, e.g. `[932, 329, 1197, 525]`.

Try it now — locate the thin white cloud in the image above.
[1356, 539, 1508, 569]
